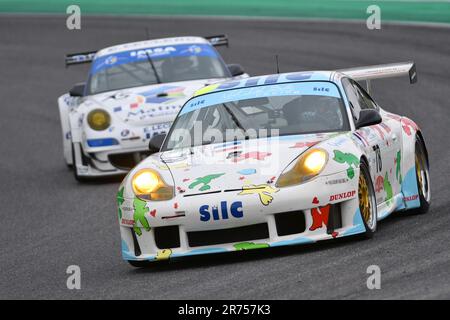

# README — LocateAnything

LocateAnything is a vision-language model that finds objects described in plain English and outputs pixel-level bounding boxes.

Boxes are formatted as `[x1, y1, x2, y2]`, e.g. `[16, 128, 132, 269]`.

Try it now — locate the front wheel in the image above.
[358, 161, 377, 238]
[413, 135, 431, 214]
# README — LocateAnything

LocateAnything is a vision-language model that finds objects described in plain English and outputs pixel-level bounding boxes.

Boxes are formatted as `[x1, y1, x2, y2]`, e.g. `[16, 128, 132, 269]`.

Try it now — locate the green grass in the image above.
[1, 0, 450, 24]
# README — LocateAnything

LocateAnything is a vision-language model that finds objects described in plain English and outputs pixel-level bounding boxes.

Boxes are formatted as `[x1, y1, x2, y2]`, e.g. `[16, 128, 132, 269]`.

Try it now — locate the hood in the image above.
[152, 133, 340, 195]
[81, 78, 224, 126]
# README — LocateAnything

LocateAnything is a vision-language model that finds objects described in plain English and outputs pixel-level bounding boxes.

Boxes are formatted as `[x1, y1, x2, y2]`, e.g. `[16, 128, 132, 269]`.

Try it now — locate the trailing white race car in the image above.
[116, 62, 431, 267]
[58, 35, 248, 181]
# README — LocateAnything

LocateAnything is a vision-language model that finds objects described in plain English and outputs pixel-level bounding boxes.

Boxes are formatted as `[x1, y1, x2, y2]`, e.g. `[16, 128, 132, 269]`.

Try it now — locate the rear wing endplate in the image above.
[65, 51, 97, 67]
[205, 34, 229, 47]
[338, 61, 417, 93]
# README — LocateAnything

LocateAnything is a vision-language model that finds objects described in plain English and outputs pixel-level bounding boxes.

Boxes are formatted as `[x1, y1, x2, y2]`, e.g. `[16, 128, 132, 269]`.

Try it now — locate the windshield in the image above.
[162, 81, 349, 151]
[87, 43, 230, 95]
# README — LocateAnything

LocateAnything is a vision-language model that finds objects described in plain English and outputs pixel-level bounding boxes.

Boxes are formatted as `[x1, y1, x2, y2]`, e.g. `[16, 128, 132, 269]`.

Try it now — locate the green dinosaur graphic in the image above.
[384, 172, 393, 205]
[133, 197, 151, 236]
[188, 173, 225, 191]
[117, 187, 124, 220]
[234, 242, 270, 251]
[395, 150, 402, 184]
[333, 150, 359, 179]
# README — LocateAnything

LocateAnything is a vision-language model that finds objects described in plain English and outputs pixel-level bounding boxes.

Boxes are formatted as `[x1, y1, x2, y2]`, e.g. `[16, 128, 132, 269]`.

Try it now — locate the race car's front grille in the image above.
[274, 210, 306, 236]
[154, 226, 180, 249]
[109, 152, 151, 170]
[187, 223, 269, 247]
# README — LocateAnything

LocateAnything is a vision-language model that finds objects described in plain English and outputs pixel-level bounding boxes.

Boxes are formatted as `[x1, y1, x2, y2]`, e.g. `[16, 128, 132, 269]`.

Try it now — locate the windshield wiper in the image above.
[144, 51, 162, 84]
[222, 104, 249, 139]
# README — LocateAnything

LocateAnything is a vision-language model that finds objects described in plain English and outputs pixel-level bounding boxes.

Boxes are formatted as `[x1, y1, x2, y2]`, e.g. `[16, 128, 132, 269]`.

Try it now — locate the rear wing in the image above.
[64, 35, 229, 67]
[338, 61, 417, 93]
[65, 51, 97, 67]
[205, 34, 229, 47]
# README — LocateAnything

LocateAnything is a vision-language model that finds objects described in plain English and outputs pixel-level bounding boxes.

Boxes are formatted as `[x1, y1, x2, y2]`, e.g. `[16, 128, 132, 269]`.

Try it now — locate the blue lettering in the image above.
[212, 206, 220, 221]
[230, 201, 243, 218]
[220, 201, 229, 219]
[199, 201, 244, 221]
[199, 205, 210, 222]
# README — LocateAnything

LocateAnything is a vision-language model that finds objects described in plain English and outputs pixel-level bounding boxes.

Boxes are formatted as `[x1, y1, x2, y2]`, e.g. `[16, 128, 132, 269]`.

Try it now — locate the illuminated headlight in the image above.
[87, 109, 110, 131]
[276, 148, 328, 187]
[132, 169, 173, 201]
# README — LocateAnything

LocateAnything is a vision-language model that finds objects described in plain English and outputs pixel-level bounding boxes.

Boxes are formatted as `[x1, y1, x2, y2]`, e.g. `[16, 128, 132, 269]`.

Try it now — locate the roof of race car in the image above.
[95, 36, 210, 58]
[193, 71, 335, 97]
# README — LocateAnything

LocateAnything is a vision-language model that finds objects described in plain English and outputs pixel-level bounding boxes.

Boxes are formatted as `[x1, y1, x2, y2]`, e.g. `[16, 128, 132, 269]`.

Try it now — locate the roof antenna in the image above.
[145, 27, 150, 39]
[275, 55, 280, 74]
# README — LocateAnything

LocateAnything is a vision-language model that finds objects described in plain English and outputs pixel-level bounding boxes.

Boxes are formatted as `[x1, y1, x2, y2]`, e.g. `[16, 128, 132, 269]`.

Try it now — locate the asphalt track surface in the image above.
[0, 15, 449, 299]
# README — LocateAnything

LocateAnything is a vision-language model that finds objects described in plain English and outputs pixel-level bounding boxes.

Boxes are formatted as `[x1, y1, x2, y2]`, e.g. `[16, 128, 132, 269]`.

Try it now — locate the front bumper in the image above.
[118, 170, 367, 262]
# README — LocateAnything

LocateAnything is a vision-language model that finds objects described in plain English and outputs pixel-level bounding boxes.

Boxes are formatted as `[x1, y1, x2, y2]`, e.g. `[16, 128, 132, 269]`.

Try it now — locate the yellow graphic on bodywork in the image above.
[238, 184, 279, 206]
[194, 84, 220, 96]
[155, 249, 172, 260]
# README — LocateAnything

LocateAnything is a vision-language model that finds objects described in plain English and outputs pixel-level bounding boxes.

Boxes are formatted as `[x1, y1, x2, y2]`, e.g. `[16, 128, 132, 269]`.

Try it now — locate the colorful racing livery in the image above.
[117, 62, 430, 267]
[58, 36, 248, 181]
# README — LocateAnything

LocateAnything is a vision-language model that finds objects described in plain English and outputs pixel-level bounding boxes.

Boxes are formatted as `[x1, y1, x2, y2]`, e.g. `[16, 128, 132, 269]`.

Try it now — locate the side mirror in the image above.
[227, 64, 245, 77]
[69, 82, 86, 97]
[148, 134, 166, 155]
[356, 109, 382, 129]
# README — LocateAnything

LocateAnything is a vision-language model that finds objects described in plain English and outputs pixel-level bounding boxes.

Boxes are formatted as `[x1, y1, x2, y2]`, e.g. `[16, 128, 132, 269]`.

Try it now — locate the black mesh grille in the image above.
[275, 210, 306, 236]
[187, 223, 269, 247]
[154, 226, 180, 249]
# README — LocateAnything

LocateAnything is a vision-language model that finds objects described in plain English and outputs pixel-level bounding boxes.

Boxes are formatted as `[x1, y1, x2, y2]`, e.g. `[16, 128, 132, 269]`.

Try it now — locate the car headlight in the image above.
[132, 169, 173, 201]
[87, 109, 110, 131]
[276, 148, 328, 187]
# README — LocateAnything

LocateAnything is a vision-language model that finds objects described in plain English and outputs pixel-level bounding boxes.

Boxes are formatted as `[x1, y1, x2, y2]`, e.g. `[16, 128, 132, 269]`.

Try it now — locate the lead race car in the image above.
[58, 35, 248, 181]
[116, 62, 431, 267]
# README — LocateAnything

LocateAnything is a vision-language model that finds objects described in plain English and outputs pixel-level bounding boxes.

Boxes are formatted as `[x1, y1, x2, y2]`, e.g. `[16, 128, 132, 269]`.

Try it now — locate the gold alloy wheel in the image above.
[358, 171, 372, 226]
[415, 153, 423, 194]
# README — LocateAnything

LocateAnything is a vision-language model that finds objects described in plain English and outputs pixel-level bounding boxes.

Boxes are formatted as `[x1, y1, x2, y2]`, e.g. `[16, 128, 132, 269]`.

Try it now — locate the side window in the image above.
[342, 78, 361, 120]
[351, 80, 378, 110]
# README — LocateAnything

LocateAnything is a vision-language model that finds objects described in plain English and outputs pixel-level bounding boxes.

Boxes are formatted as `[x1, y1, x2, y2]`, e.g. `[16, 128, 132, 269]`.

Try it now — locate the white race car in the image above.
[116, 62, 431, 267]
[58, 35, 247, 181]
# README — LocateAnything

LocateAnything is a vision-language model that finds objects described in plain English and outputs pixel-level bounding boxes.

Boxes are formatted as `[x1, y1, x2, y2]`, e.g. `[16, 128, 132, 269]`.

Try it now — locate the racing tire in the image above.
[411, 135, 431, 214]
[71, 143, 89, 183]
[127, 260, 152, 268]
[358, 160, 377, 238]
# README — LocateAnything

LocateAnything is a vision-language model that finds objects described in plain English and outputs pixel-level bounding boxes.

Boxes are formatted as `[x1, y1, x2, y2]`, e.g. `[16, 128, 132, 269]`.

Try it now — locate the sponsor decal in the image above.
[238, 184, 279, 206]
[404, 194, 419, 202]
[329, 190, 356, 202]
[326, 178, 349, 185]
[121, 129, 130, 137]
[199, 201, 243, 222]
[121, 218, 134, 226]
